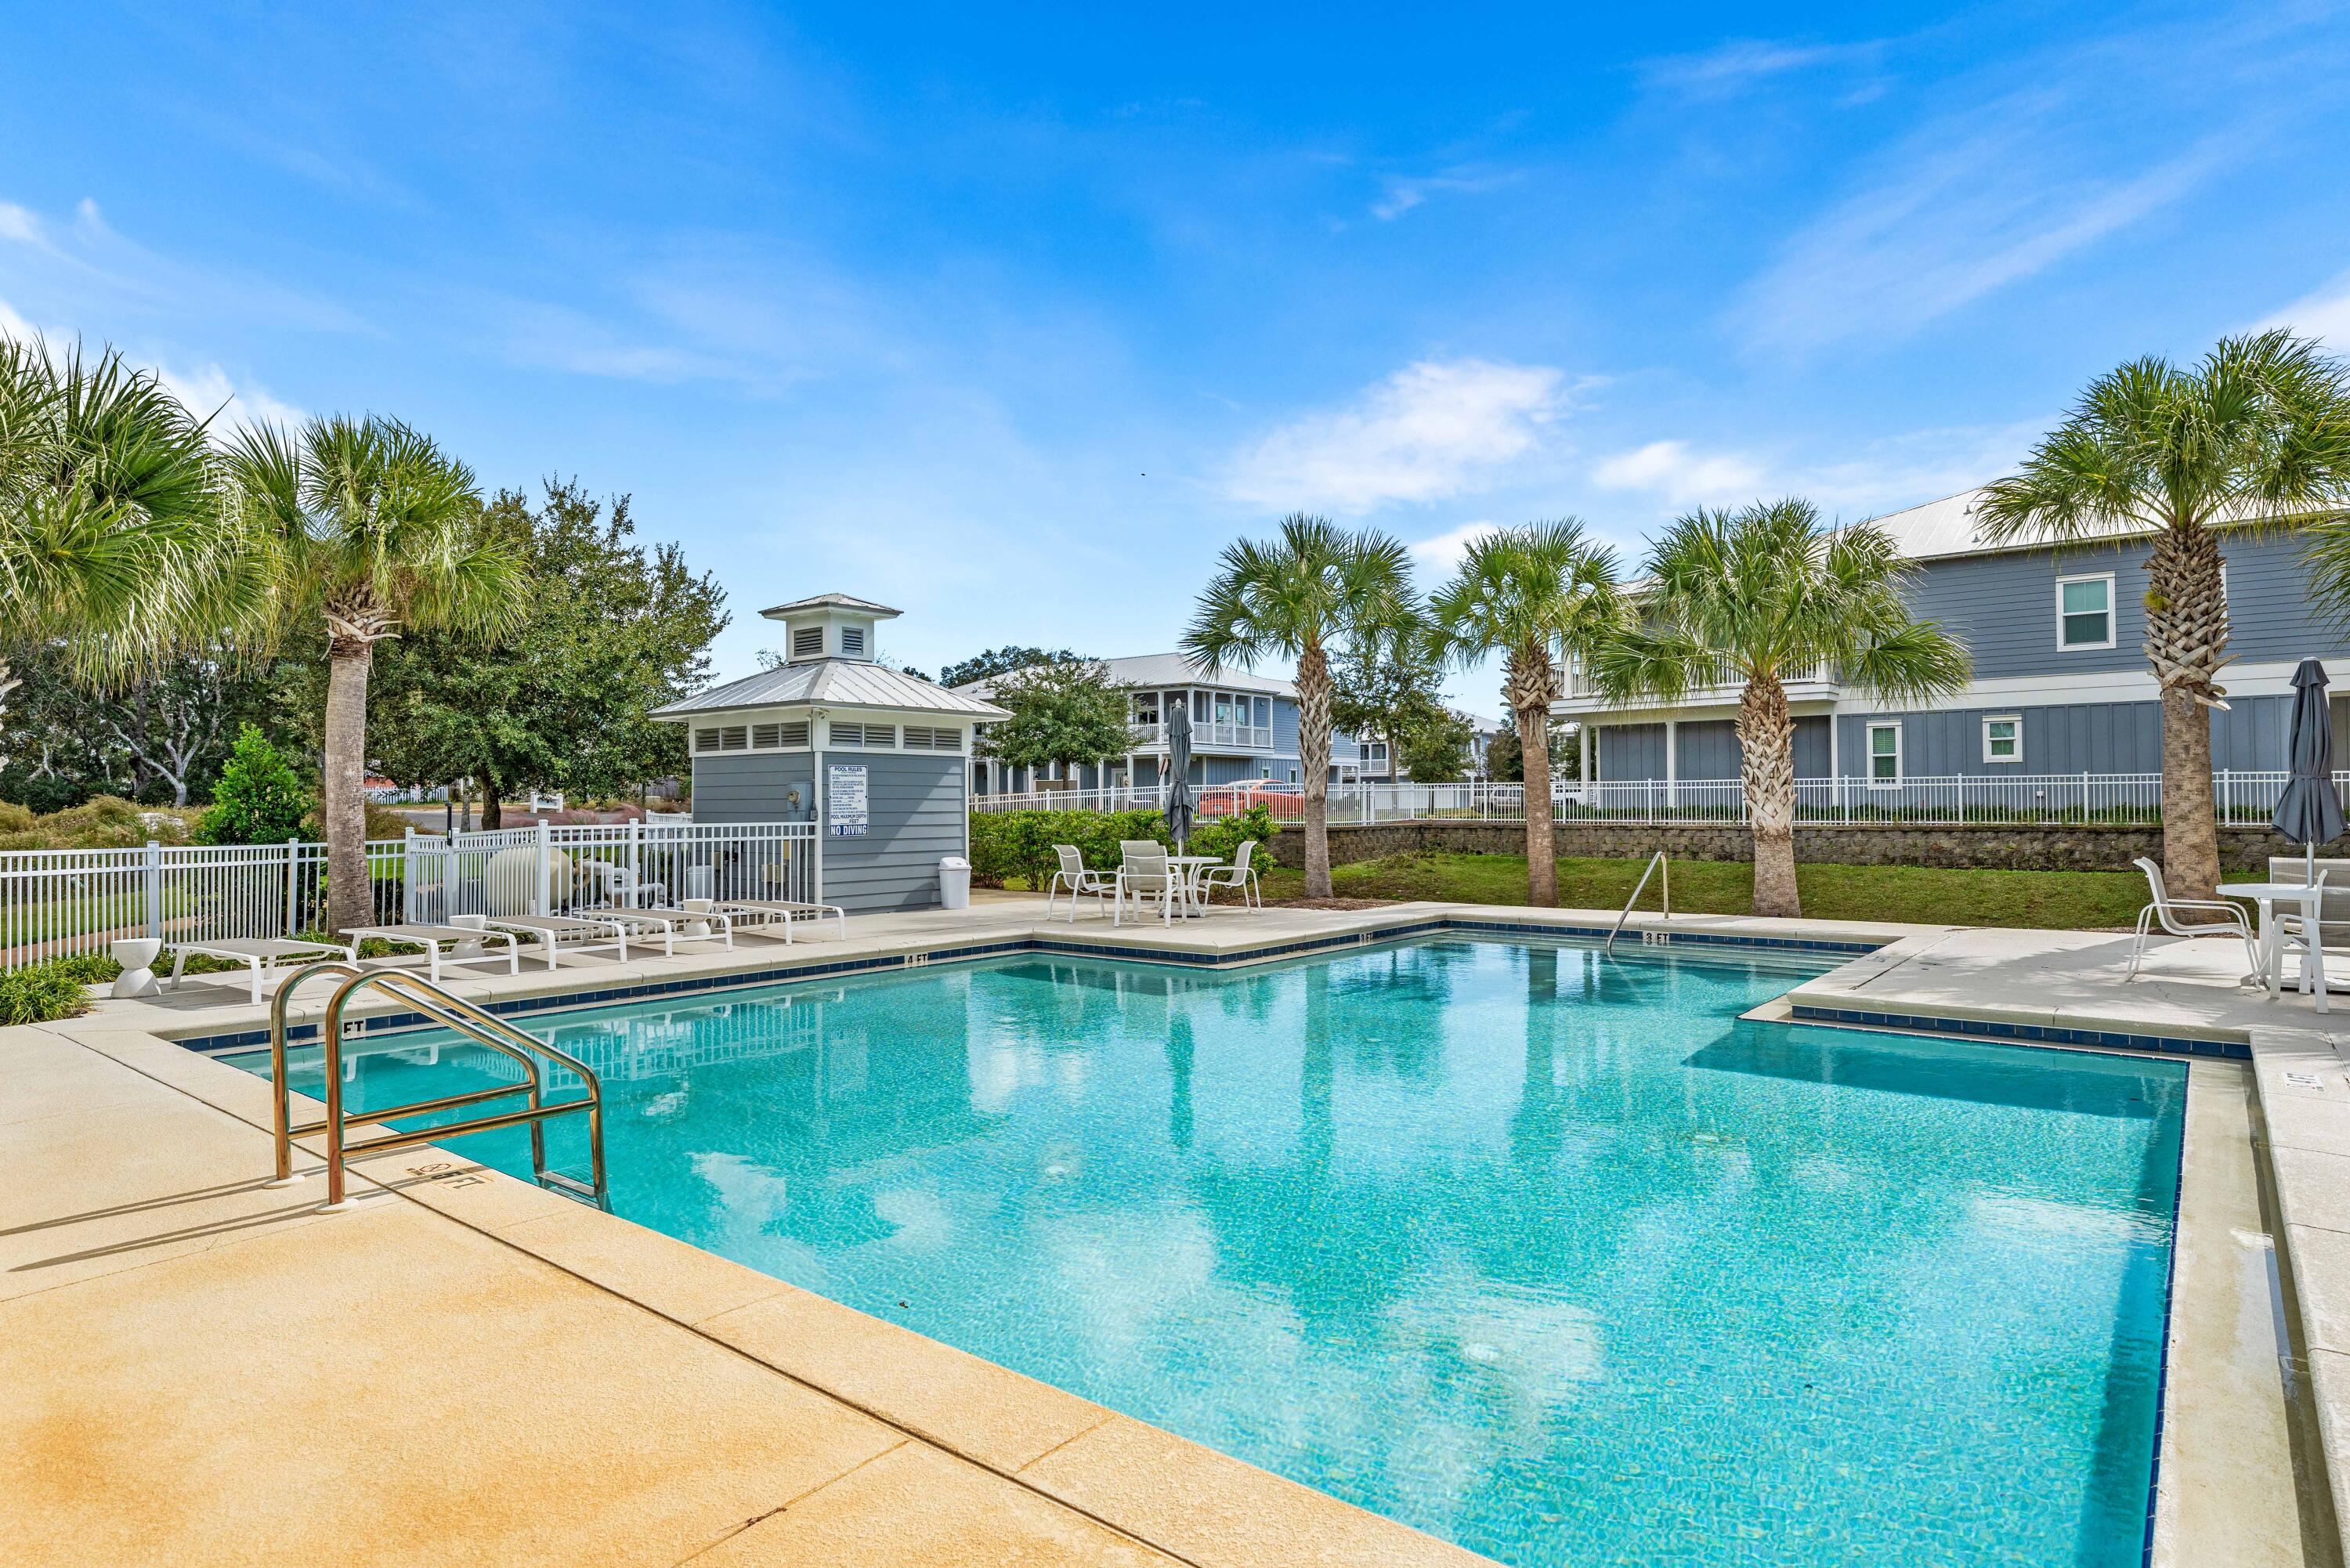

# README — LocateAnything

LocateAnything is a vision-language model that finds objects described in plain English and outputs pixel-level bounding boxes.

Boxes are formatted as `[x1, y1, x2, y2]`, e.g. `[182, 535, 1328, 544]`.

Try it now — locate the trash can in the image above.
[939, 855, 971, 911]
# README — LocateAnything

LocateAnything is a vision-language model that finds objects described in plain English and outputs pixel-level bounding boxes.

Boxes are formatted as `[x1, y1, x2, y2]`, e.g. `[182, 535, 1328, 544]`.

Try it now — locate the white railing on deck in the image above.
[0, 819, 817, 971]
[972, 770, 2350, 830]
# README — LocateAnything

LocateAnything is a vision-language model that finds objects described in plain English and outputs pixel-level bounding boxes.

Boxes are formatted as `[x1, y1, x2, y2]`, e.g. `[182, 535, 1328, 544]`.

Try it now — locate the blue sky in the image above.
[5, 2, 2349, 707]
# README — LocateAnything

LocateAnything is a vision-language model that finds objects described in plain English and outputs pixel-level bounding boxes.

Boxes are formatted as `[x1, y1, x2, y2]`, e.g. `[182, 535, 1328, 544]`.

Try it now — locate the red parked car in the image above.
[1197, 780, 1304, 820]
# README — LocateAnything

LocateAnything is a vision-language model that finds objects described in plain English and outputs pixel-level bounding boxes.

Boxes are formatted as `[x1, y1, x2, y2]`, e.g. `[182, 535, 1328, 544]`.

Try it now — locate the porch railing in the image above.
[1, 819, 817, 972]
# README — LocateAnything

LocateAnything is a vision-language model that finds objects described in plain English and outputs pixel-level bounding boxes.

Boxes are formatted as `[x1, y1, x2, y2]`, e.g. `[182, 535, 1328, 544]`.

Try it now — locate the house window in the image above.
[1253, 696, 1271, 730]
[792, 627, 824, 659]
[1982, 715, 2021, 764]
[752, 723, 782, 750]
[1288, 768, 1299, 783]
[829, 721, 896, 748]
[1192, 691, 1210, 723]
[693, 728, 720, 753]
[902, 726, 963, 751]
[2056, 573, 2114, 649]
[778, 720, 810, 747]
[840, 626, 866, 656]
[1867, 722, 1901, 785]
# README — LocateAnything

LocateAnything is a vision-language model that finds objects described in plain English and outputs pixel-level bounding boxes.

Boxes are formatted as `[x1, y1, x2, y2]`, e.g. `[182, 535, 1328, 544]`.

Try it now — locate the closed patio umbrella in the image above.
[2272, 658, 2345, 880]
[1165, 703, 1197, 851]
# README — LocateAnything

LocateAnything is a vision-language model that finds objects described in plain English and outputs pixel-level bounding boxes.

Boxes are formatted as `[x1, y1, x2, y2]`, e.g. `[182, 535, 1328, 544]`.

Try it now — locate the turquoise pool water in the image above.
[236, 938, 2185, 1566]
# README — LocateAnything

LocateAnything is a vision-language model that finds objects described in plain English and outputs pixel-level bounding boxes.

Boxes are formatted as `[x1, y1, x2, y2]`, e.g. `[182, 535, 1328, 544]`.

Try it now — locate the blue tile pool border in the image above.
[161, 917, 1876, 1054]
[1786, 1003, 2248, 1062]
[161, 918, 2242, 1066]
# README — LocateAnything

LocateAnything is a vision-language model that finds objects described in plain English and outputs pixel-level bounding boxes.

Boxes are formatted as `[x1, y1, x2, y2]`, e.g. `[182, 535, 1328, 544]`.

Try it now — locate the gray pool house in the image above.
[653, 593, 1008, 912]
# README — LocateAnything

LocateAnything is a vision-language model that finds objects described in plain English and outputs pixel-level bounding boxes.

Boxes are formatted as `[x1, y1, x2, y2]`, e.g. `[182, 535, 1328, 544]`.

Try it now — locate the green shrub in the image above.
[197, 724, 312, 846]
[0, 961, 96, 1025]
[967, 804, 1278, 888]
[0, 795, 188, 852]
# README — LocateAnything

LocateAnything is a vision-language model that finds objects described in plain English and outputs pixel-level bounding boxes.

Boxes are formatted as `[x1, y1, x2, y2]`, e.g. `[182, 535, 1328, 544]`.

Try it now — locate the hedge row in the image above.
[968, 806, 1279, 889]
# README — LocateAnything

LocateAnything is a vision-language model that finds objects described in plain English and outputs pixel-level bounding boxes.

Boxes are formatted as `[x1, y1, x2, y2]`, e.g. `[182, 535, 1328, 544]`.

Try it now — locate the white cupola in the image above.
[759, 592, 902, 665]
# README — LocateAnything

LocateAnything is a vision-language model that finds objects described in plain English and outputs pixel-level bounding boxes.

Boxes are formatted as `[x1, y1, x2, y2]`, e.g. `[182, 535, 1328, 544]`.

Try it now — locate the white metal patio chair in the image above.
[2125, 856, 2261, 981]
[1045, 844, 1115, 923]
[1114, 840, 1180, 927]
[1193, 839, 1264, 910]
[580, 858, 666, 909]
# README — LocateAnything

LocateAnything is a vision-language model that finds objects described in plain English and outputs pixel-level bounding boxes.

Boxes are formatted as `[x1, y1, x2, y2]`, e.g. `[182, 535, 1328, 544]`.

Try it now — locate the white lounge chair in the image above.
[168, 937, 356, 1004]
[2126, 857, 2261, 981]
[1045, 844, 1115, 923]
[1114, 840, 1179, 927]
[707, 898, 849, 943]
[345, 922, 522, 983]
[1194, 840, 1264, 910]
[458, 912, 635, 970]
[574, 905, 734, 956]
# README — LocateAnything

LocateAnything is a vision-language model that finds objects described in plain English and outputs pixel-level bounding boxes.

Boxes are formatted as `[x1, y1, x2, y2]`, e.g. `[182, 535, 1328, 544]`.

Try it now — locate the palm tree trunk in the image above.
[321, 638, 374, 938]
[2146, 525, 2229, 900]
[1298, 641, 1333, 898]
[1506, 644, 1562, 906]
[1739, 670, 1799, 918]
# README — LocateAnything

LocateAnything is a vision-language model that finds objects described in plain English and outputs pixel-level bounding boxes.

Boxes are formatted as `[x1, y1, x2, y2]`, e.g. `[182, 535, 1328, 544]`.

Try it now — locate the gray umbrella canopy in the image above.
[1164, 703, 1197, 849]
[2272, 658, 2346, 876]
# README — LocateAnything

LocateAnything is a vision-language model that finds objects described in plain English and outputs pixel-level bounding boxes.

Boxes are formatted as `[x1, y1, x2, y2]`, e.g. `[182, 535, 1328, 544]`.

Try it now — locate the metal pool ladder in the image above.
[1604, 851, 1671, 952]
[265, 961, 610, 1213]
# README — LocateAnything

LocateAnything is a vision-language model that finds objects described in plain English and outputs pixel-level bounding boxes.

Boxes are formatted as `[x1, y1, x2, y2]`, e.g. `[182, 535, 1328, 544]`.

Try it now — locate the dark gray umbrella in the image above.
[2272, 658, 2345, 880]
[1165, 702, 1196, 851]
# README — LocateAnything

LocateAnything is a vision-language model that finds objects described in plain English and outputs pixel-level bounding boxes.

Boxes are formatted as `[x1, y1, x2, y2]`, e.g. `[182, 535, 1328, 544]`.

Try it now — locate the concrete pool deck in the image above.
[2, 894, 2344, 1564]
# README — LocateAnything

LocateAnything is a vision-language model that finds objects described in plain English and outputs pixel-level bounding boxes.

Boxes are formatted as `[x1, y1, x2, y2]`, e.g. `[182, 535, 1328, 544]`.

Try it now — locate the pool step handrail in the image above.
[1604, 851, 1671, 952]
[266, 960, 610, 1213]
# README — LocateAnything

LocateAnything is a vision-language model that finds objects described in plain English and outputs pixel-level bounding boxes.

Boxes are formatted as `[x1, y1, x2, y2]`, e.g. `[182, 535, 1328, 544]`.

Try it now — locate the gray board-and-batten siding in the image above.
[1589, 529, 2349, 780]
[691, 750, 968, 912]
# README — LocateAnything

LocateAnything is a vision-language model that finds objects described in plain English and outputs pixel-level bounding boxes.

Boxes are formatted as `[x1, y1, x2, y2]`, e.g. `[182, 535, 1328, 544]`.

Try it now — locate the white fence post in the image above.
[628, 817, 643, 903]
[284, 838, 299, 937]
[535, 820, 552, 916]
[143, 840, 161, 941]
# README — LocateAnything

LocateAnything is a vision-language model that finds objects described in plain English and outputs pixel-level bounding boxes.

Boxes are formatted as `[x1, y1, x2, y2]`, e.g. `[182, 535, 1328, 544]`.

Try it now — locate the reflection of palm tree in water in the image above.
[1166, 1008, 1195, 1149]
[1508, 946, 1564, 1166]
[1301, 963, 1334, 1175]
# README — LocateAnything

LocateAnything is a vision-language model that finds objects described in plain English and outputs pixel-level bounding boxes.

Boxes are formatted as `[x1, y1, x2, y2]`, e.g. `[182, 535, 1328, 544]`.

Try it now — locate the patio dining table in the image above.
[2224, 880, 2330, 1013]
[1166, 854, 1224, 917]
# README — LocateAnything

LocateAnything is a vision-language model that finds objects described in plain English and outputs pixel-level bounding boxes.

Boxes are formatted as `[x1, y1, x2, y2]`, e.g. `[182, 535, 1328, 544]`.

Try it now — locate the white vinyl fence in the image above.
[2, 820, 816, 971]
[974, 771, 2350, 830]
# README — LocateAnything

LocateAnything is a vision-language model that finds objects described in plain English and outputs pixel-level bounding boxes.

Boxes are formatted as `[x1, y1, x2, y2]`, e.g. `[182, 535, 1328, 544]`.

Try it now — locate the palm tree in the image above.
[228, 417, 521, 935]
[1182, 514, 1416, 898]
[0, 340, 255, 742]
[1980, 331, 2350, 901]
[1426, 522, 1621, 906]
[1593, 499, 1969, 919]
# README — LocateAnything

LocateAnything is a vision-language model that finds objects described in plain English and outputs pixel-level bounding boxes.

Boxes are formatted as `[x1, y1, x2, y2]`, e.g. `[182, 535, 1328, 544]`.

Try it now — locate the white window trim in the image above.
[1981, 714, 2022, 764]
[2055, 572, 2117, 651]
[1865, 721, 1902, 788]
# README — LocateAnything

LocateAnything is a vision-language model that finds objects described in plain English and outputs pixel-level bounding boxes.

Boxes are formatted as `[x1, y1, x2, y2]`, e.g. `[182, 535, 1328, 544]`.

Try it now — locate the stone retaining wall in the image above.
[1262, 818, 2347, 873]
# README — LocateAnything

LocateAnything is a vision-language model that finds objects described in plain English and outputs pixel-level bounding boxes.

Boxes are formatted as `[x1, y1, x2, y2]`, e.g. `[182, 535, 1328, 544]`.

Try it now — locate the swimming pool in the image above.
[237, 937, 2185, 1566]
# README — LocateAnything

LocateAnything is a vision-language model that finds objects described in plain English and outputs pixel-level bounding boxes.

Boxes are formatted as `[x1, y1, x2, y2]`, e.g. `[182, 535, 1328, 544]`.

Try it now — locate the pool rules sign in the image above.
[827, 763, 869, 836]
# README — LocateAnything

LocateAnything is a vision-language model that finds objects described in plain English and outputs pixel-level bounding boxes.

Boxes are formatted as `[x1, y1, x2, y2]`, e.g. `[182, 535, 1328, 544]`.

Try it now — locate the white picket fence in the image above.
[1, 820, 816, 971]
[972, 771, 2350, 830]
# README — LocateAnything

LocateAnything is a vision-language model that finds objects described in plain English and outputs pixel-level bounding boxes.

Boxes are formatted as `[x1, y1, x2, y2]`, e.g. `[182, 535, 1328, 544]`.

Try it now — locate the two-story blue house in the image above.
[960, 653, 1391, 796]
[1556, 488, 2350, 788]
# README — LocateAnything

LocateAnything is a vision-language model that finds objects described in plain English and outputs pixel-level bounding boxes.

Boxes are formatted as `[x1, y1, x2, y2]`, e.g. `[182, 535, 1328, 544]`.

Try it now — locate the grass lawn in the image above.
[1254, 850, 2243, 930]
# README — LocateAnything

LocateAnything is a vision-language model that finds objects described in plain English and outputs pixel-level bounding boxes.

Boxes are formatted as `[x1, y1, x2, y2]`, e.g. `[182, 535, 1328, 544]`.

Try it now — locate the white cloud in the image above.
[1640, 38, 1880, 98]
[1734, 101, 2233, 355]
[1370, 168, 1524, 222]
[1590, 425, 2040, 522]
[154, 361, 306, 434]
[2254, 269, 2350, 348]
[1223, 359, 1576, 514]
[1592, 440, 1768, 508]
[1407, 519, 1501, 576]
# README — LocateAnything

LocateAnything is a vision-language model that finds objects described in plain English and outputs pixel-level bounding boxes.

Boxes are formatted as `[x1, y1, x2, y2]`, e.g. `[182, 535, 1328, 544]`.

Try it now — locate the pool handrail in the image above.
[1604, 851, 1671, 952]
[266, 959, 609, 1212]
